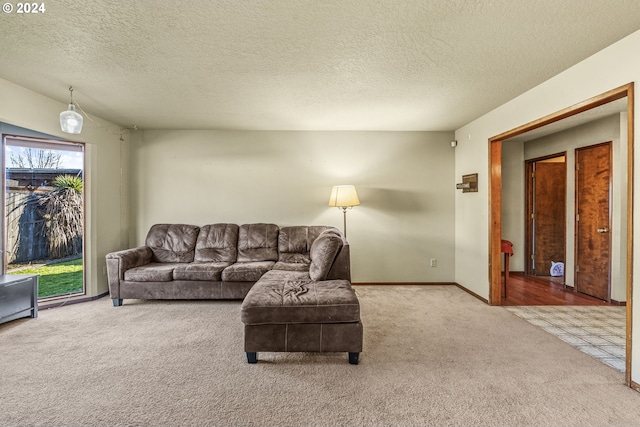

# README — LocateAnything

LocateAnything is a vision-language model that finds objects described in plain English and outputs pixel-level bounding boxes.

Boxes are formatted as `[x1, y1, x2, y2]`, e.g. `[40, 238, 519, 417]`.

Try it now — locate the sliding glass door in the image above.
[3, 135, 85, 300]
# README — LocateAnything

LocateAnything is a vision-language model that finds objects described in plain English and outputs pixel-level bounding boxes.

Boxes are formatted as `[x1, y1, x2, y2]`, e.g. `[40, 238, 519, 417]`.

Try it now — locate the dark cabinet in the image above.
[0, 274, 38, 325]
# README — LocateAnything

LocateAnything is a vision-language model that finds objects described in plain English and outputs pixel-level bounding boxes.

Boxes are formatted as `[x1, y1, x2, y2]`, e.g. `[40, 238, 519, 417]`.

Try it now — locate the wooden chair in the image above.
[501, 239, 513, 298]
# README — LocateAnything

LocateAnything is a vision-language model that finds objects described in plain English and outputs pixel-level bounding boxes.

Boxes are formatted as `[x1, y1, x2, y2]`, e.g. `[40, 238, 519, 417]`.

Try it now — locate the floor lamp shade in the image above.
[328, 185, 360, 237]
[328, 185, 360, 208]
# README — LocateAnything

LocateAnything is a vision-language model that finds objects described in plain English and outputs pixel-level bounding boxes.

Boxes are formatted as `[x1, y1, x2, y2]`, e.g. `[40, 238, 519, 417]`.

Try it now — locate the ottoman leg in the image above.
[247, 352, 258, 364]
[348, 352, 359, 365]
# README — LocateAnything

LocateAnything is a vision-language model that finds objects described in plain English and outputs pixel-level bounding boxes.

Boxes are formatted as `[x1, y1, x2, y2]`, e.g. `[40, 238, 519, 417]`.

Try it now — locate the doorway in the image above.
[526, 154, 567, 278]
[488, 83, 633, 386]
[2, 135, 85, 301]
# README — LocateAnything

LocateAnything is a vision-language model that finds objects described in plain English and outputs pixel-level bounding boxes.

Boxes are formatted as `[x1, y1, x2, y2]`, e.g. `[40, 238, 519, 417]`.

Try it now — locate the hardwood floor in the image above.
[502, 272, 615, 306]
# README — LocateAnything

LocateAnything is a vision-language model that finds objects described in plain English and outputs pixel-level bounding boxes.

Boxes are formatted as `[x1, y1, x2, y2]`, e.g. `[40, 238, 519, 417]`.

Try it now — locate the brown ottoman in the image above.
[240, 271, 363, 364]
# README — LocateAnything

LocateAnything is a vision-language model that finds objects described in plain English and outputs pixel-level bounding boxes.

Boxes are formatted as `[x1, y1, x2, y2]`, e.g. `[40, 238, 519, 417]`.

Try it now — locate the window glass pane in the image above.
[3, 135, 85, 300]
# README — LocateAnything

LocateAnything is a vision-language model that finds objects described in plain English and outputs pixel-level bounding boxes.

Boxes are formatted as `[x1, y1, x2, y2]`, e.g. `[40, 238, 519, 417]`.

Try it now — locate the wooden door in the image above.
[575, 142, 612, 301]
[531, 159, 566, 276]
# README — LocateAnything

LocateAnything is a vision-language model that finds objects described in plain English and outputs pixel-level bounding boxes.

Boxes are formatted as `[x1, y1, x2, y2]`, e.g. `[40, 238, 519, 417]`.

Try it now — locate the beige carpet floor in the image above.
[1, 285, 639, 427]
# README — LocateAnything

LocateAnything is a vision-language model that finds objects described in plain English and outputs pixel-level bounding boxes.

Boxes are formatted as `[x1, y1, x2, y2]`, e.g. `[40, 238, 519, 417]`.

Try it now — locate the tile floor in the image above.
[505, 305, 626, 372]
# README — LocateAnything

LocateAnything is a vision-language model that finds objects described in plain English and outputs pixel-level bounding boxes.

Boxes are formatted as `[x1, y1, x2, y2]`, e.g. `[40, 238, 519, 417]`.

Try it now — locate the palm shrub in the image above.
[39, 174, 83, 258]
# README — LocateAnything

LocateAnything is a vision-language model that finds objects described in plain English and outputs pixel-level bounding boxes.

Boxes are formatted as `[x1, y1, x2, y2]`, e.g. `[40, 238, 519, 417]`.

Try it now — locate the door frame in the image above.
[525, 153, 567, 276]
[488, 83, 634, 388]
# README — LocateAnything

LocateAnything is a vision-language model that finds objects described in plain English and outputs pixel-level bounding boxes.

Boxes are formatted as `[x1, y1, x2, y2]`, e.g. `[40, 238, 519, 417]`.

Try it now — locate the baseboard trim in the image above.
[454, 283, 489, 304]
[39, 292, 109, 310]
[352, 282, 458, 286]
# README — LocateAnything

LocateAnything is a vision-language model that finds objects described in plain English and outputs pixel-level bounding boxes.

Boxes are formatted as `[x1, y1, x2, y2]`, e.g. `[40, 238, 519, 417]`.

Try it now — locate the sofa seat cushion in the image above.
[124, 263, 182, 282]
[221, 261, 275, 282]
[272, 261, 310, 272]
[240, 271, 360, 325]
[173, 262, 231, 281]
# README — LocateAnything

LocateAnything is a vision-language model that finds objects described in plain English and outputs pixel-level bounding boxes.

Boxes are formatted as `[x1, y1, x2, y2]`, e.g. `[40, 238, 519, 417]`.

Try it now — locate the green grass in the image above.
[9, 258, 83, 298]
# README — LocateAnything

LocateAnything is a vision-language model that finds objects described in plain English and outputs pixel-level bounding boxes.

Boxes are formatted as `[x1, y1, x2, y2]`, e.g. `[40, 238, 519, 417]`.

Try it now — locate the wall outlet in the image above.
[430, 258, 437, 267]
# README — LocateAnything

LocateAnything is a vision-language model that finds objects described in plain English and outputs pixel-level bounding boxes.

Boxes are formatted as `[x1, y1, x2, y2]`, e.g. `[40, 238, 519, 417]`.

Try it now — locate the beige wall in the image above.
[455, 29, 640, 384]
[131, 130, 455, 283]
[500, 140, 525, 272]
[0, 78, 130, 299]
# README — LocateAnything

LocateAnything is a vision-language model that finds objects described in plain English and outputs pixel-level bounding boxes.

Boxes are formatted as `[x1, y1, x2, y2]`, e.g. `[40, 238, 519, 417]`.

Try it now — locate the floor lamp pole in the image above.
[341, 207, 348, 238]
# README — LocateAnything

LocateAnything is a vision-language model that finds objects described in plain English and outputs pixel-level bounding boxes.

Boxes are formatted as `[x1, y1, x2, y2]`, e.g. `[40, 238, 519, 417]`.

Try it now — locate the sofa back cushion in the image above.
[278, 226, 334, 263]
[309, 230, 344, 280]
[145, 224, 200, 263]
[195, 223, 239, 262]
[237, 223, 279, 262]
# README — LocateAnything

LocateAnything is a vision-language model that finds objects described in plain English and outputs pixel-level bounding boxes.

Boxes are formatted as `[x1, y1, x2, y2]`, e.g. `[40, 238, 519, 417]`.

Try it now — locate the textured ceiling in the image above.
[1, 0, 639, 131]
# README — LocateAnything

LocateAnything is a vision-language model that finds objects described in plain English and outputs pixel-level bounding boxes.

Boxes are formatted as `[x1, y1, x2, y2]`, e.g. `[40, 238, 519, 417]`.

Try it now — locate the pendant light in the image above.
[60, 86, 83, 134]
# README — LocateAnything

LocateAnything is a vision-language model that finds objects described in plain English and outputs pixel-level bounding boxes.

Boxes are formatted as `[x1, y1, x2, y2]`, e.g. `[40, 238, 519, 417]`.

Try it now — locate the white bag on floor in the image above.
[550, 261, 564, 277]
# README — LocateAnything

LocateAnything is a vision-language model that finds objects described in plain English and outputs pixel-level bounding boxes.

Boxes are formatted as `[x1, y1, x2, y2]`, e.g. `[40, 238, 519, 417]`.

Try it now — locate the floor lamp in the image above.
[328, 185, 360, 238]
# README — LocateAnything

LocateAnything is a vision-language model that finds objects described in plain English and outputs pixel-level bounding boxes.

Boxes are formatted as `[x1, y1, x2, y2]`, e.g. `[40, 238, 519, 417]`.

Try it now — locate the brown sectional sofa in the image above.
[106, 223, 363, 364]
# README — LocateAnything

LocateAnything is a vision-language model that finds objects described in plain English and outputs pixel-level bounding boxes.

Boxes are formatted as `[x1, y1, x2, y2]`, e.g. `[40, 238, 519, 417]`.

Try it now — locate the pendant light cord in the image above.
[67, 86, 138, 140]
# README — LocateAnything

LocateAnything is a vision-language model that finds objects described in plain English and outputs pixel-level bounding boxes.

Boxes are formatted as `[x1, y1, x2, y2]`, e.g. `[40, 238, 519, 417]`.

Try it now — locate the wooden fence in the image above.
[6, 190, 50, 263]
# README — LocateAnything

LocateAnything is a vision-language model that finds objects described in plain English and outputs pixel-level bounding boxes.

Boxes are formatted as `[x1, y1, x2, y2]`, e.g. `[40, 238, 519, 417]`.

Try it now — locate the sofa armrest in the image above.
[105, 246, 153, 298]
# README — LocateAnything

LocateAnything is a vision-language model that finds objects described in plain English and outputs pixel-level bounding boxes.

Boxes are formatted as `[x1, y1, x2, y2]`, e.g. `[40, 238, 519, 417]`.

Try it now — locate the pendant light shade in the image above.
[60, 87, 83, 134]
